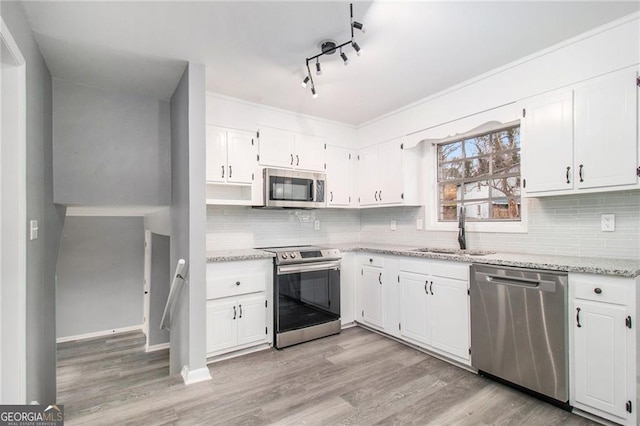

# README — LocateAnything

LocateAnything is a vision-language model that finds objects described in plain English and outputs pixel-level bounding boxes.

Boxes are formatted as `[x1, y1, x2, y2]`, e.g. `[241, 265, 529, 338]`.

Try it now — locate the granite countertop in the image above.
[335, 243, 640, 278]
[206, 249, 274, 263]
[206, 243, 640, 278]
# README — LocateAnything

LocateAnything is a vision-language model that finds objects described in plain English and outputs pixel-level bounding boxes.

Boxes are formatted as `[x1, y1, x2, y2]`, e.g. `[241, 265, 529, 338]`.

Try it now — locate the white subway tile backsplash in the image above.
[206, 190, 639, 259]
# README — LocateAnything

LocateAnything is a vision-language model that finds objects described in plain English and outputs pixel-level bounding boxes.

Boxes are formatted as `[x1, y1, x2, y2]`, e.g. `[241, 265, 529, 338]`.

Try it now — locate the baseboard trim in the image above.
[56, 325, 143, 343]
[146, 342, 170, 353]
[180, 366, 212, 385]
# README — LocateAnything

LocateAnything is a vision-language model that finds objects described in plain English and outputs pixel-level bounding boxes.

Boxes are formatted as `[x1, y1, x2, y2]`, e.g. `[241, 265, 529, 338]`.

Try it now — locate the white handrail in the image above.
[160, 258, 187, 331]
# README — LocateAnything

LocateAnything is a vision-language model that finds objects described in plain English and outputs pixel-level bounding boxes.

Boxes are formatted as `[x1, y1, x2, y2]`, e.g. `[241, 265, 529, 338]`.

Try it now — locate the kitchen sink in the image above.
[412, 248, 496, 256]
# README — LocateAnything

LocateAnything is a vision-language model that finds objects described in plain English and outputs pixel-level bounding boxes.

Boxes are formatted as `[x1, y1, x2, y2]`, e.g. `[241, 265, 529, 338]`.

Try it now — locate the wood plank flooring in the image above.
[57, 327, 599, 425]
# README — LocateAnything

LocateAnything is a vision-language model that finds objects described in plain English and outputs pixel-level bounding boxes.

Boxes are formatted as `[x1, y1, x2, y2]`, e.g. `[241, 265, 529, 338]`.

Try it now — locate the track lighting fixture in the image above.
[340, 48, 348, 65]
[352, 41, 361, 56]
[301, 3, 365, 98]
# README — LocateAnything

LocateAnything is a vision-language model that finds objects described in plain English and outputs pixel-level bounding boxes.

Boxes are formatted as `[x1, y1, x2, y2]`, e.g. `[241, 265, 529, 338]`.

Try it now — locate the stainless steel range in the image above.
[261, 245, 341, 349]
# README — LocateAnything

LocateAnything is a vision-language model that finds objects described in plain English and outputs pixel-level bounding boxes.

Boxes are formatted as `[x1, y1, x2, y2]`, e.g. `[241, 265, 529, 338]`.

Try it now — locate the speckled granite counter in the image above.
[206, 244, 640, 277]
[333, 243, 640, 278]
[206, 249, 274, 263]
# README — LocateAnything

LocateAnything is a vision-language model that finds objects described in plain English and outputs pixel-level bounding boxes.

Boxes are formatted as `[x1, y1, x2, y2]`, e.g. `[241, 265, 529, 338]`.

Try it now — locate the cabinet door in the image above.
[360, 265, 384, 328]
[399, 272, 430, 345]
[206, 299, 238, 354]
[325, 146, 353, 207]
[572, 299, 629, 419]
[206, 126, 227, 183]
[227, 130, 257, 185]
[237, 294, 267, 346]
[574, 68, 638, 190]
[430, 277, 470, 360]
[357, 146, 379, 206]
[378, 140, 404, 205]
[522, 91, 574, 193]
[258, 127, 296, 168]
[295, 134, 326, 172]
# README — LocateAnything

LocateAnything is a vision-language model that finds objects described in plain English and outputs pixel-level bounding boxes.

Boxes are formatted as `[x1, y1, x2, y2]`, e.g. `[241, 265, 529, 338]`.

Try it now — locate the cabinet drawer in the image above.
[207, 271, 266, 299]
[571, 274, 632, 306]
[362, 256, 384, 268]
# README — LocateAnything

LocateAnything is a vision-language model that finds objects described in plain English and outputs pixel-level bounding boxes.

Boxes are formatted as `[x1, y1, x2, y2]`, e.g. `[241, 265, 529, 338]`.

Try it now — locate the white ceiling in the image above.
[21, 1, 640, 126]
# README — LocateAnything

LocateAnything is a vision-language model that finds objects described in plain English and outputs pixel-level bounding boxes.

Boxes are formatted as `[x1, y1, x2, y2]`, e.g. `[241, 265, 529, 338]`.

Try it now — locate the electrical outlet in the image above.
[390, 220, 397, 231]
[314, 220, 320, 231]
[416, 218, 423, 230]
[601, 214, 615, 232]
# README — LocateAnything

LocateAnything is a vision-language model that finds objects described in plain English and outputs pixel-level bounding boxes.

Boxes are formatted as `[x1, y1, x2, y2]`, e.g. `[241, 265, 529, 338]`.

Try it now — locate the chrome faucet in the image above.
[458, 206, 466, 250]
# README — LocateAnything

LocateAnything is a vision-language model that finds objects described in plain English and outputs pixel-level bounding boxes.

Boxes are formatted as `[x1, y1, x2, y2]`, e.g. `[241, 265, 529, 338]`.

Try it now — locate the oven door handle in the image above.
[277, 261, 341, 275]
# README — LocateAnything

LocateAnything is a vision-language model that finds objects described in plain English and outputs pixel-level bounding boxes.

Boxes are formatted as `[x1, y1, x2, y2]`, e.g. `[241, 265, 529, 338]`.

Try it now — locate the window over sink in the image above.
[437, 124, 521, 222]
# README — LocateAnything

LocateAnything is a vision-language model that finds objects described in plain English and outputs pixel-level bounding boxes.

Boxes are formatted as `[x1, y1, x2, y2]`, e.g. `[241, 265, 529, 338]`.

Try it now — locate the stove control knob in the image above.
[290, 252, 297, 259]
[281, 253, 288, 260]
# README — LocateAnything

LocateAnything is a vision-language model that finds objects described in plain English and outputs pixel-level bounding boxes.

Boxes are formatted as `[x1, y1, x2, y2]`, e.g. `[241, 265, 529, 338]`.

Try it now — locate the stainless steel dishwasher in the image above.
[470, 264, 569, 404]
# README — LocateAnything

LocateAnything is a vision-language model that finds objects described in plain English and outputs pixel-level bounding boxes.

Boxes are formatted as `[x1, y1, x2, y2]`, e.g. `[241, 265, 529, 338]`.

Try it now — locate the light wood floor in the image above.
[57, 327, 599, 425]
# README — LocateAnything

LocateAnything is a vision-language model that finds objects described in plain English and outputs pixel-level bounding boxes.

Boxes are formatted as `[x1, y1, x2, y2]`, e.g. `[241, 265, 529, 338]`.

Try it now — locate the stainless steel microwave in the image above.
[263, 168, 326, 208]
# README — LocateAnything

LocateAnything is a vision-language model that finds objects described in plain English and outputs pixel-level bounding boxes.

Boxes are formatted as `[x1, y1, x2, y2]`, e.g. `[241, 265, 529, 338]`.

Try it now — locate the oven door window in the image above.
[276, 268, 340, 333]
[269, 176, 314, 202]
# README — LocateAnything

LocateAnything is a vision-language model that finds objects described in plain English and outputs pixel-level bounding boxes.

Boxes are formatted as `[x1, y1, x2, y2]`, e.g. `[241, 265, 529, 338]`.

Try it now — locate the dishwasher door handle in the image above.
[485, 274, 557, 292]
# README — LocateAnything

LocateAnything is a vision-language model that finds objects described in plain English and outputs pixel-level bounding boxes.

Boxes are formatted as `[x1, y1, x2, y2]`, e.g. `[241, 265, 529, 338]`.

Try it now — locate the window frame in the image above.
[422, 119, 528, 234]
[437, 124, 522, 223]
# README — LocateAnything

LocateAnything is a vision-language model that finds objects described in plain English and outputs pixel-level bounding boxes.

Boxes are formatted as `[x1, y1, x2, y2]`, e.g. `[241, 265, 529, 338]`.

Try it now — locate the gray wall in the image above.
[56, 217, 144, 338]
[52, 78, 171, 205]
[169, 63, 207, 376]
[149, 233, 170, 347]
[1, 1, 67, 404]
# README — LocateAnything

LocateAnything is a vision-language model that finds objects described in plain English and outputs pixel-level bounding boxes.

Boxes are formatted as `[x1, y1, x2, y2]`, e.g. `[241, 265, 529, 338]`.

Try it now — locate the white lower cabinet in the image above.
[355, 253, 470, 365]
[569, 273, 637, 426]
[359, 260, 385, 330]
[206, 294, 267, 354]
[206, 259, 272, 358]
[398, 259, 470, 363]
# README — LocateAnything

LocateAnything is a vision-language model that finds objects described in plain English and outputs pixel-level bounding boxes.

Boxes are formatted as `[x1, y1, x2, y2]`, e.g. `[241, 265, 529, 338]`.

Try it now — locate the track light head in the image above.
[340, 49, 348, 65]
[315, 59, 322, 75]
[352, 21, 365, 33]
[311, 86, 317, 98]
[301, 75, 310, 88]
[352, 41, 361, 56]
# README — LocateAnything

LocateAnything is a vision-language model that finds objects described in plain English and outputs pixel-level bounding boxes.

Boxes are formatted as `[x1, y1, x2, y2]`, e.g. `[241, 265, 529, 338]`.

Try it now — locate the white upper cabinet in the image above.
[522, 67, 639, 197]
[325, 145, 355, 207]
[522, 90, 574, 193]
[205, 126, 262, 206]
[357, 138, 421, 207]
[258, 127, 326, 172]
[574, 68, 638, 190]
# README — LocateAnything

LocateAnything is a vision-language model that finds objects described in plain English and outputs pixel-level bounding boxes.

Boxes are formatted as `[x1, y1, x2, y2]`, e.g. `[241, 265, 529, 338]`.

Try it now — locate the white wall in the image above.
[357, 14, 640, 148]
